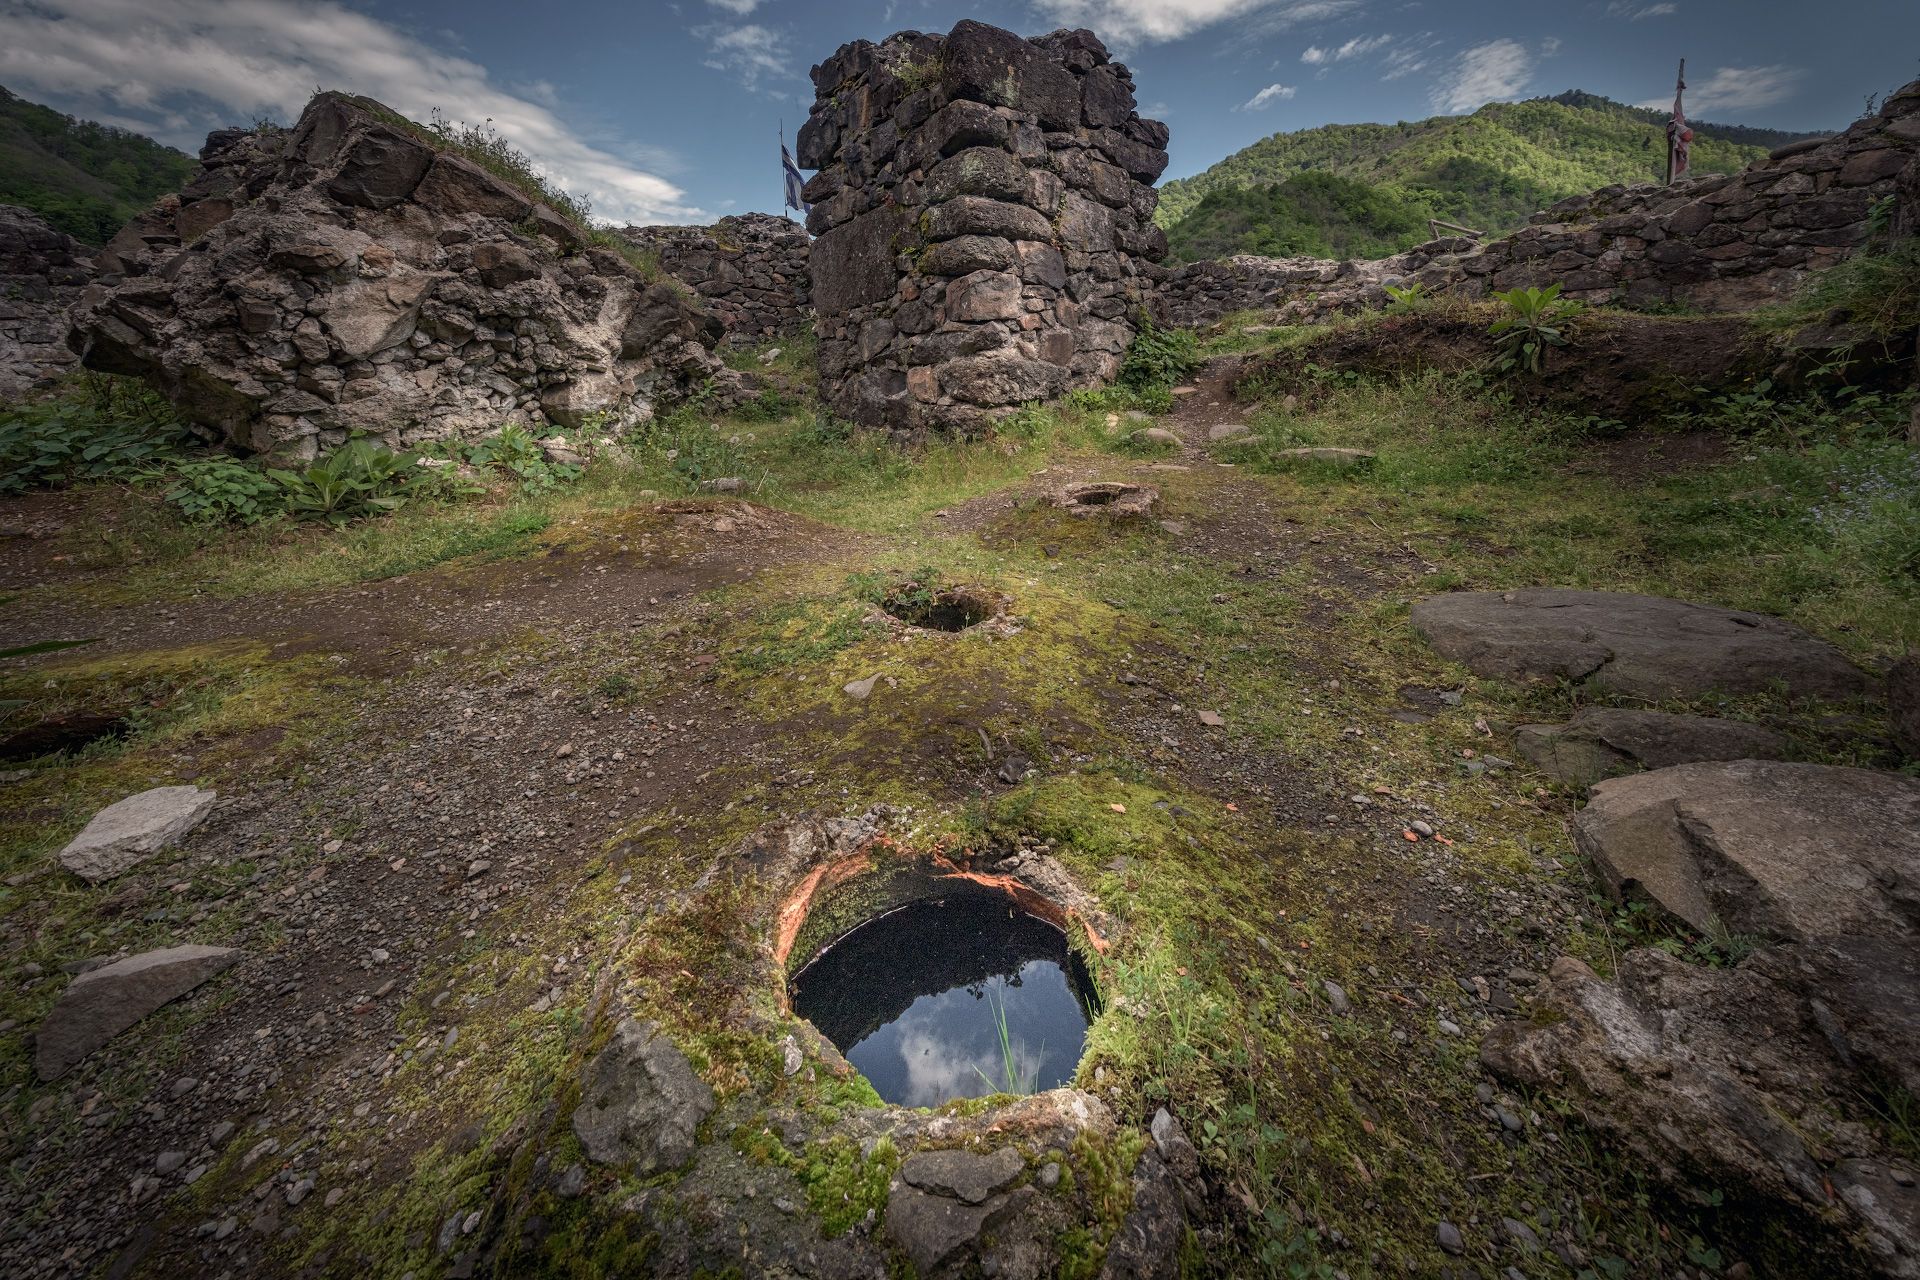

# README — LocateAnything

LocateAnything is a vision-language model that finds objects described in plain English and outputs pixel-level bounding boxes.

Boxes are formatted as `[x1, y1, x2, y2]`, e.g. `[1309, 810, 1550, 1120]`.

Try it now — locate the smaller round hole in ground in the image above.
[882, 582, 994, 632]
[789, 883, 1099, 1107]
[1049, 482, 1158, 519]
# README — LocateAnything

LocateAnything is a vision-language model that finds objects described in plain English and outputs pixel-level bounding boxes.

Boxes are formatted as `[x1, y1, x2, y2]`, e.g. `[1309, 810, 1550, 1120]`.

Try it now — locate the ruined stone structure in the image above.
[0, 205, 92, 398]
[1162, 78, 1920, 326]
[67, 93, 732, 459]
[621, 212, 811, 346]
[799, 20, 1170, 434]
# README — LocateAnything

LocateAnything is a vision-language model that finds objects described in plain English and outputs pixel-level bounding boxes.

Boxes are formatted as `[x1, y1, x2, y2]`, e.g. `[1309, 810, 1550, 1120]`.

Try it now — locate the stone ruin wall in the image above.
[1162, 78, 1920, 326]
[62, 93, 734, 460]
[0, 205, 92, 399]
[798, 20, 1170, 435]
[621, 212, 811, 347]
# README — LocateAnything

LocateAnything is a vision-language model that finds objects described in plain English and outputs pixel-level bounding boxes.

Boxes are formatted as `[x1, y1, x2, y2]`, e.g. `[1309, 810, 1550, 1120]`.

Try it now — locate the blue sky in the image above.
[2, 0, 1915, 225]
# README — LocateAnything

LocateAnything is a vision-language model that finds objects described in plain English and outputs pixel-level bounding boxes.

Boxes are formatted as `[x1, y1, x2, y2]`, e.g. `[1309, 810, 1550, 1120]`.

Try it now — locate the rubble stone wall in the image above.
[1162, 78, 1920, 326]
[68, 93, 734, 460]
[799, 20, 1170, 434]
[0, 205, 92, 399]
[622, 212, 810, 347]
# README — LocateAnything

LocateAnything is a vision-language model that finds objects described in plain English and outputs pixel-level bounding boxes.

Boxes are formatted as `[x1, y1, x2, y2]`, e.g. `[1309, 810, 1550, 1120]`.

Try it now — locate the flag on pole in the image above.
[782, 141, 810, 216]
[1665, 59, 1693, 184]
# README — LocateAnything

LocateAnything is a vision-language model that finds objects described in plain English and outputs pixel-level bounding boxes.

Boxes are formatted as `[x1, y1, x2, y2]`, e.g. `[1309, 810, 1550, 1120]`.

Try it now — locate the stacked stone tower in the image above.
[797, 20, 1170, 434]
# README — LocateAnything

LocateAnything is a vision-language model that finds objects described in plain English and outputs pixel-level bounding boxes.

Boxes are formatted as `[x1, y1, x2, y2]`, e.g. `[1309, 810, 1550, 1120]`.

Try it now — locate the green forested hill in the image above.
[1159, 92, 1826, 263]
[0, 85, 195, 244]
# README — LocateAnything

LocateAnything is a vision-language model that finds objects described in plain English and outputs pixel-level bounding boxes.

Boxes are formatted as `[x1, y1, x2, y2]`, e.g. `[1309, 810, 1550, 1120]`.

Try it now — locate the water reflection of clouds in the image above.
[848, 961, 1073, 1108]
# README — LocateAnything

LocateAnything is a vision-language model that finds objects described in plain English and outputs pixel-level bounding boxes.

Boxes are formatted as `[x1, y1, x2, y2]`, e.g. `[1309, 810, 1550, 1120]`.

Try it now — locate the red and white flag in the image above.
[1666, 59, 1693, 183]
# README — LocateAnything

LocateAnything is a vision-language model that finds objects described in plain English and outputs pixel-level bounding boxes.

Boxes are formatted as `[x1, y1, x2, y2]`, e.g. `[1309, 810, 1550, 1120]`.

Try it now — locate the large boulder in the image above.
[1573, 760, 1920, 943]
[67, 93, 734, 459]
[35, 944, 241, 1080]
[1515, 707, 1790, 787]
[1484, 946, 1920, 1277]
[571, 1018, 713, 1176]
[1410, 589, 1868, 700]
[58, 785, 218, 884]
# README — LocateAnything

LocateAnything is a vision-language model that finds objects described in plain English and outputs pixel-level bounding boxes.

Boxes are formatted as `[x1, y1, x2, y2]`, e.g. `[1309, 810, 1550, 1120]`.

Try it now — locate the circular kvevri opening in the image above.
[788, 882, 1099, 1107]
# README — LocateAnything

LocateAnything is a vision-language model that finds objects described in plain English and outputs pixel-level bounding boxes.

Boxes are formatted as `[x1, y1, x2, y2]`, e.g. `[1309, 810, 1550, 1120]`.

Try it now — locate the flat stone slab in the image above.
[572, 1018, 713, 1175]
[900, 1147, 1025, 1205]
[1516, 708, 1789, 787]
[1410, 589, 1868, 700]
[1205, 423, 1250, 442]
[35, 944, 240, 1080]
[58, 785, 217, 883]
[1574, 760, 1920, 943]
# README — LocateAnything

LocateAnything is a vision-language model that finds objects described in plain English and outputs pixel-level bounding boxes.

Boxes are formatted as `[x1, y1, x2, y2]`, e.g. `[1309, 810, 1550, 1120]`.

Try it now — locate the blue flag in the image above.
[782, 143, 810, 215]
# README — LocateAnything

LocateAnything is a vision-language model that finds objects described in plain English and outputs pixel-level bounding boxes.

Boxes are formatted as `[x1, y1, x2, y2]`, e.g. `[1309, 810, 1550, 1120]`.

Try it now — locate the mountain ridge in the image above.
[1157, 91, 1831, 263]
[0, 85, 196, 244]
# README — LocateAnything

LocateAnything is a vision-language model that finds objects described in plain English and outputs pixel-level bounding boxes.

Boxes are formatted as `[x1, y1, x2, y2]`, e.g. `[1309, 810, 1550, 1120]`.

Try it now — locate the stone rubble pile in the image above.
[799, 19, 1170, 435]
[622, 211, 811, 346]
[1162, 77, 1920, 325]
[0, 204, 92, 397]
[65, 92, 736, 459]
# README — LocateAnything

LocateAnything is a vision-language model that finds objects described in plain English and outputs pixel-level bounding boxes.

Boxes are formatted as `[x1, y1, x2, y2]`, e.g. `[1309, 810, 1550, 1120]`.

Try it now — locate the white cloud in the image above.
[1380, 36, 1436, 81]
[1636, 65, 1805, 114]
[696, 22, 794, 93]
[1431, 39, 1534, 113]
[1608, 2, 1677, 18]
[1027, 0, 1359, 47]
[705, 0, 763, 13]
[1236, 82, 1298, 111]
[1541, 36, 1562, 57]
[1303, 32, 1392, 66]
[0, 0, 699, 224]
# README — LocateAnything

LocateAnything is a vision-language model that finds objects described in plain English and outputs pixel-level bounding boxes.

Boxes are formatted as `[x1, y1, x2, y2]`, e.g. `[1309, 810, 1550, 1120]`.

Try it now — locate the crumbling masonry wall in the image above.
[799, 20, 1170, 434]
[68, 93, 732, 460]
[621, 212, 811, 346]
[0, 205, 92, 398]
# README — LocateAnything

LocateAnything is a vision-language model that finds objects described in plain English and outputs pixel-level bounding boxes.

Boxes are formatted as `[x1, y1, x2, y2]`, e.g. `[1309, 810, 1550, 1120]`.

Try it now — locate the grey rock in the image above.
[1436, 1221, 1465, 1254]
[1098, 1150, 1182, 1280]
[571, 1018, 713, 1175]
[1516, 708, 1789, 787]
[1410, 589, 1867, 700]
[1148, 1107, 1201, 1185]
[842, 674, 880, 701]
[886, 1185, 1010, 1275]
[1575, 760, 1920, 943]
[1205, 423, 1250, 442]
[556, 1163, 585, 1199]
[58, 785, 218, 883]
[900, 1147, 1025, 1205]
[1323, 980, 1351, 1016]
[34, 944, 241, 1080]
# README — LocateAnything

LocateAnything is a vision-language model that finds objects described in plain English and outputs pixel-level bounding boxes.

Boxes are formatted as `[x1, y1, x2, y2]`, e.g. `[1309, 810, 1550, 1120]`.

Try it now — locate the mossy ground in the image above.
[1, 327, 1913, 1278]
